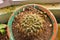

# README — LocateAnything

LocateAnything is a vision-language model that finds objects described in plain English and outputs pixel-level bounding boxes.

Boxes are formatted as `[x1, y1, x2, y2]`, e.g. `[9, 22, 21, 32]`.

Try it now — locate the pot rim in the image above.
[8, 4, 58, 40]
[6, 25, 10, 39]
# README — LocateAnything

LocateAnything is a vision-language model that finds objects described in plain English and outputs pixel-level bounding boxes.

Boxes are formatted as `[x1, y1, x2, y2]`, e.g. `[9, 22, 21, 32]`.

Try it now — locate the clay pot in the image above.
[8, 4, 58, 40]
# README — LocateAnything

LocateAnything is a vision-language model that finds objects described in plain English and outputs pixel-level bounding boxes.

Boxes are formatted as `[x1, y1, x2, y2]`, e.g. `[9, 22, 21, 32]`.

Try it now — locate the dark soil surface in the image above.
[12, 5, 53, 40]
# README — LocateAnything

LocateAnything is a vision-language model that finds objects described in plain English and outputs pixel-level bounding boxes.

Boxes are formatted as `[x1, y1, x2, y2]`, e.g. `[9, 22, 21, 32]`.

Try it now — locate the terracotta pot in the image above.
[8, 4, 58, 40]
[0, 24, 10, 40]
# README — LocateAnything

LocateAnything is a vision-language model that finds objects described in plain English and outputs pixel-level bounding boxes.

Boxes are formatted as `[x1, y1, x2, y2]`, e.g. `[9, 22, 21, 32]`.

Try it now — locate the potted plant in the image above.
[0, 24, 10, 40]
[8, 4, 58, 40]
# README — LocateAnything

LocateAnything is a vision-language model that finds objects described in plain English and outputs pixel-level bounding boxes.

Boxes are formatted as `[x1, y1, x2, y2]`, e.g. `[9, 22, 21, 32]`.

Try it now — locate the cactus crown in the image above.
[20, 13, 45, 35]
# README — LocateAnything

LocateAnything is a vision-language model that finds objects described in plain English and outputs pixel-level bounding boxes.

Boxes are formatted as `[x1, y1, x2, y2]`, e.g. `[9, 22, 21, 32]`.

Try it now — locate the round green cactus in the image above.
[20, 13, 45, 36]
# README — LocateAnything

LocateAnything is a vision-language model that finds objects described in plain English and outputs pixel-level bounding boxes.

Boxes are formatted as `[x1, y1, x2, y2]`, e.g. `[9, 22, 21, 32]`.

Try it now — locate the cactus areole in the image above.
[12, 5, 54, 40]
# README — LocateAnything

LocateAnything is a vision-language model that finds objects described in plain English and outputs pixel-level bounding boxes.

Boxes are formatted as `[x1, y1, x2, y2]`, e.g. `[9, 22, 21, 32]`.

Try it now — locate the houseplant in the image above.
[0, 24, 10, 40]
[8, 4, 58, 40]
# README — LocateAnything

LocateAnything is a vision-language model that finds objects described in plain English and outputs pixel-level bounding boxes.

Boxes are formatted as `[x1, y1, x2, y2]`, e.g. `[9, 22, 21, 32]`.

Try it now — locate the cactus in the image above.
[19, 13, 45, 36]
